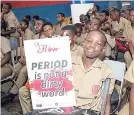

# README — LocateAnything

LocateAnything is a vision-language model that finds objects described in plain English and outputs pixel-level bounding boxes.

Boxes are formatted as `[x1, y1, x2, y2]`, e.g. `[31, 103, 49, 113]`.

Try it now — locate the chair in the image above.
[104, 60, 126, 114]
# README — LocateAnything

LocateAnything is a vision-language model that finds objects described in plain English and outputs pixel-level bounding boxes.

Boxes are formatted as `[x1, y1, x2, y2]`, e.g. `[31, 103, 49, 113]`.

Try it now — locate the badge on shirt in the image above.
[92, 85, 100, 95]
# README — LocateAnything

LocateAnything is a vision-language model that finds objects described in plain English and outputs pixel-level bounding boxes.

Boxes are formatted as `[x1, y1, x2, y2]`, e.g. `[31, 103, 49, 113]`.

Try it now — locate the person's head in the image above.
[32, 15, 39, 24]
[20, 19, 29, 31]
[61, 25, 76, 45]
[86, 18, 102, 32]
[109, 7, 115, 12]
[79, 14, 88, 26]
[83, 30, 106, 59]
[34, 18, 46, 33]
[74, 23, 82, 37]
[124, 9, 130, 20]
[2, 3, 12, 14]
[129, 9, 134, 24]
[100, 10, 109, 22]
[42, 22, 54, 37]
[57, 13, 65, 23]
[24, 15, 31, 21]
[92, 5, 100, 13]
[110, 8, 120, 21]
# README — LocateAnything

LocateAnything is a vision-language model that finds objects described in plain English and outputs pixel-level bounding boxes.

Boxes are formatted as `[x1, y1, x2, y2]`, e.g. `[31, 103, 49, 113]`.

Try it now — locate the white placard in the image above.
[71, 3, 94, 24]
[24, 37, 76, 110]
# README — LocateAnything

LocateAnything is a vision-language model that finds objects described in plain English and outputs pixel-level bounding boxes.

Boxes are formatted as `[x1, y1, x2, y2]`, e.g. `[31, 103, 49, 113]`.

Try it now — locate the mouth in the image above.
[87, 49, 94, 53]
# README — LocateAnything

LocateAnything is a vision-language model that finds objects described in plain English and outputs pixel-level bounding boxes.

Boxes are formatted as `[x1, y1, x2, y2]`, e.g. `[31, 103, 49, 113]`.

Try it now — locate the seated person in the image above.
[118, 60, 134, 115]
[100, 10, 111, 35]
[1, 36, 12, 77]
[55, 13, 67, 35]
[79, 14, 89, 34]
[74, 23, 87, 46]
[24, 30, 115, 115]
[42, 22, 55, 38]
[72, 30, 115, 114]
[24, 15, 32, 31]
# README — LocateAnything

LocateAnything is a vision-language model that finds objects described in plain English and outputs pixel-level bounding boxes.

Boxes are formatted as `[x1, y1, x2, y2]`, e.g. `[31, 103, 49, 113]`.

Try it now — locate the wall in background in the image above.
[2, 1, 134, 24]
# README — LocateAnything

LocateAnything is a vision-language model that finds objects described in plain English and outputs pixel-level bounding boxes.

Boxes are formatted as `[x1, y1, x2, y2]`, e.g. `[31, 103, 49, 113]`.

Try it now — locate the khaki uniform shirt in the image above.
[23, 28, 34, 40]
[72, 57, 115, 111]
[105, 34, 116, 57]
[124, 60, 134, 84]
[4, 11, 20, 38]
[123, 23, 134, 46]
[55, 22, 67, 34]
[0, 36, 11, 68]
[71, 44, 83, 56]
[75, 33, 87, 46]
[111, 17, 130, 36]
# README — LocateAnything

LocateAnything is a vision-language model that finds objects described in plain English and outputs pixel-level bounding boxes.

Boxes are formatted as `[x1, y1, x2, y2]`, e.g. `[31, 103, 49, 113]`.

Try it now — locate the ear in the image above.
[101, 46, 106, 55]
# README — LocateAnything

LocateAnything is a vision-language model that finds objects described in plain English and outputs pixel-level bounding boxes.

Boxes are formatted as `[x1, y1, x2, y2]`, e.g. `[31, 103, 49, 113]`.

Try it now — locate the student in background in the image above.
[42, 22, 55, 38]
[32, 15, 40, 33]
[100, 10, 111, 35]
[79, 14, 89, 34]
[55, 12, 67, 34]
[61, 25, 83, 56]
[24, 15, 32, 31]
[110, 8, 129, 37]
[87, 5, 100, 20]
[1, 36, 12, 77]
[74, 23, 86, 46]
[2, 3, 20, 49]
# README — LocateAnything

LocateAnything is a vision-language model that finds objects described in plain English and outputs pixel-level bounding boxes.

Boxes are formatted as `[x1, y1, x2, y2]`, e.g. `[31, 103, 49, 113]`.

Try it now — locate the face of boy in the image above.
[60, 30, 74, 45]
[20, 21, 27, 31]
[88, 19, 100, 31]
[130, 10, 134, 24]
[76, 28, 82, 37]
[100, 13, 107, 22]
[43, 25, 53, 37]
[83, 31, 105, 59]
[35, 20, 43, 33]
[57, 14, 64, 22]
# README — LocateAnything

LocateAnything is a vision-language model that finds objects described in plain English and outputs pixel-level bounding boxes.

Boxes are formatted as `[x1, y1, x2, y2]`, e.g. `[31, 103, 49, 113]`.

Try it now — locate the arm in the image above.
[104, 94, 111, 115]
[128, 41, 134, 59]
[2, 27, 16, 36]
[1, 51, 11, 67]
[130, 84, 134, 115]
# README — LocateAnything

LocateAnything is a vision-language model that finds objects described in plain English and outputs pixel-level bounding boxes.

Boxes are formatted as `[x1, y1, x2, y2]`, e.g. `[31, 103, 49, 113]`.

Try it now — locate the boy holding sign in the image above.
[72, 30, 115, 114]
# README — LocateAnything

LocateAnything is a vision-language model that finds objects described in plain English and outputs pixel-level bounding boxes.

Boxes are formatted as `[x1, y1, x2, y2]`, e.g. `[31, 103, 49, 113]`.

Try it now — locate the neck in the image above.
[82, 55, 97, 70]
[131, 23, 134, 29]
[117, 16, 120, 23]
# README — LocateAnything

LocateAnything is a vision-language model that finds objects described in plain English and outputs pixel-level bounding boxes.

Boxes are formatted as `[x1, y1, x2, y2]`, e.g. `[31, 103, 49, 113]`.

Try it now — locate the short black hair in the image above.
[5, 3, 12, 9]
[42, 22, 53, 28]
[101, 10, 109, 16]
[111, 8, 120, 14]
[74, 23, 82, 30]
[95, 5, 100, 11]
[58, 13, 65, 17]
[85, 14, 90, 20]
[21, 19, 29, 27]
[61, 25, 76, 36]
[24, 15, 31, 21]
[32, 15, 39, 20]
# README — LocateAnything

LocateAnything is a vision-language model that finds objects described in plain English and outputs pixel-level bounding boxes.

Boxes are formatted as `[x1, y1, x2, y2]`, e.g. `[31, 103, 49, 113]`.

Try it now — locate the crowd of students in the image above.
[1, 3, 134, 115]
